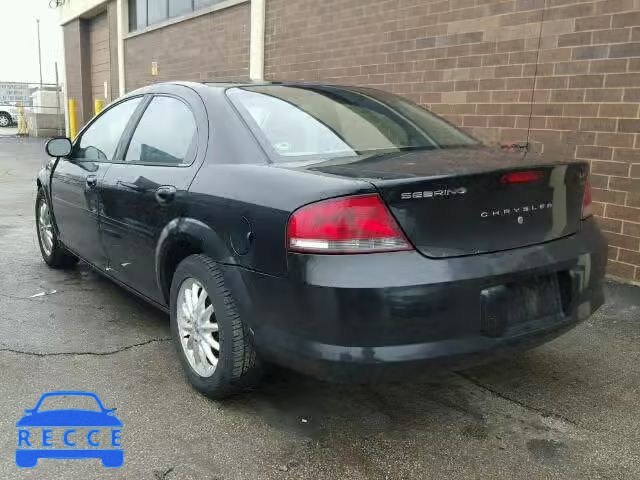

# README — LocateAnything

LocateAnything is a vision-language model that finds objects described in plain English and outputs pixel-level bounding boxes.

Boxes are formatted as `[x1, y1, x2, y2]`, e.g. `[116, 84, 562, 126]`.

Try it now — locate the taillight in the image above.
[581, 177, 593, 219]
[287, 194, 412, 254]
[500, 170, 544, 184]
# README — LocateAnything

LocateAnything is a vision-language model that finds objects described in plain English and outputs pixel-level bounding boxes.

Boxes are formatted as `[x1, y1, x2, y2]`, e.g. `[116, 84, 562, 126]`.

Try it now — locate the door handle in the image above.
[86, 175, 98, 188]
[155, 185, 176, 205]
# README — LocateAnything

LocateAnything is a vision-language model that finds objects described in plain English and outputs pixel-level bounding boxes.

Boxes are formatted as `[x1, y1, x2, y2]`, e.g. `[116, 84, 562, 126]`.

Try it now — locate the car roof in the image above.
[126, 80, 372, 96]
[203, 79, 279, 88]
[201, 80, 375, 90]
[119, 80, 268, 99]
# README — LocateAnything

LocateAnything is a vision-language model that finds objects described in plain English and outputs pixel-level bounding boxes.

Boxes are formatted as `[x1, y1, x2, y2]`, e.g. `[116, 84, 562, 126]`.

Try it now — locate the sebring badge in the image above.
[400, 187, 467, 200]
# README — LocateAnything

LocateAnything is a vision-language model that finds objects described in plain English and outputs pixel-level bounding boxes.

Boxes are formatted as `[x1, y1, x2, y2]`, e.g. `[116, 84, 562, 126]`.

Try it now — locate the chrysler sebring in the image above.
[36, 82, 607, 398]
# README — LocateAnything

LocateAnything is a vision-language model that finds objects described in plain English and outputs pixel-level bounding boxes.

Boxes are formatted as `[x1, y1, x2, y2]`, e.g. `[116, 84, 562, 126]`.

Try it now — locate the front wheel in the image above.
[170, 254, 262, 398]
[35, 189, 78, 268]
[0, 113, 11, 127]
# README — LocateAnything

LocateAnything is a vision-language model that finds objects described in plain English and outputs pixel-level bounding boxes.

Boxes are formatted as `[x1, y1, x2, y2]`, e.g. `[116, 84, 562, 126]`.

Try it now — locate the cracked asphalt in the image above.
[1, 137, 639, 479]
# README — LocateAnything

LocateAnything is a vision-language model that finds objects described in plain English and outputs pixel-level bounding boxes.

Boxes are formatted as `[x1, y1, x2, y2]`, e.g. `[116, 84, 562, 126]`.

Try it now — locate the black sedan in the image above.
[36, 81, 607, 398]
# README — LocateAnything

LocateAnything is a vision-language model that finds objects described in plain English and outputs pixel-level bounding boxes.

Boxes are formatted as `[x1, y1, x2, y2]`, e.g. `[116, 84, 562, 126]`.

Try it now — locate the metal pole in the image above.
[55, 62, 62, 136]
[94, 99, 104, 115]
[37, 19, 43, 88]
[68, 98, 78, 139]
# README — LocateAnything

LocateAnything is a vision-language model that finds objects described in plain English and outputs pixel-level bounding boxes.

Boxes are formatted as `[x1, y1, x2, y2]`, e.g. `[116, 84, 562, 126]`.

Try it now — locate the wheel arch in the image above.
[36, 172, 58, 235]
[36, 169, 51, 196]
[155, 218, 236, 305]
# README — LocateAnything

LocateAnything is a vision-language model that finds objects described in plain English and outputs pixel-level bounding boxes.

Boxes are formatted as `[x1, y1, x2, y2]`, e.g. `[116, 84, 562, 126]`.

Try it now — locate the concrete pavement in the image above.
[0, 137, 639, 479]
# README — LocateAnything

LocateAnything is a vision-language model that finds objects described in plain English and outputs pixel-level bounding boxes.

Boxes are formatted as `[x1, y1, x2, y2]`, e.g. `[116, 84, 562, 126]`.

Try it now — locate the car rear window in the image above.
[226, 85, 477, 162]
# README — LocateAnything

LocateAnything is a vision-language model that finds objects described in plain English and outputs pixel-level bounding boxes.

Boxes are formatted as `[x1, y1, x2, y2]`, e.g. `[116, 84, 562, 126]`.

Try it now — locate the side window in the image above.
[125, 96, 197, 166]
[72, 97, 142, 162]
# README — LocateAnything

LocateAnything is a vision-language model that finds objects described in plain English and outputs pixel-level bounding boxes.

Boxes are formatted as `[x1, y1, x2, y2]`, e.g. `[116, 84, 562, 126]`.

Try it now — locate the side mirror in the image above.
[45, 137, 72, 158]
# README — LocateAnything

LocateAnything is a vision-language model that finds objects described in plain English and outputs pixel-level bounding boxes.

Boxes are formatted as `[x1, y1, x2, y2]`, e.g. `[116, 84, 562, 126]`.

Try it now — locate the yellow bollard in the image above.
[94, 99, 104, 116]
[16, 105, 29, 136]
[68, 98, 78, 140]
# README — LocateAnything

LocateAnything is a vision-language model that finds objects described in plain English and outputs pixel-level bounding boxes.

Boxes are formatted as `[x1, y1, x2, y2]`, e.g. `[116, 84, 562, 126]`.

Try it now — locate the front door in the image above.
[51, 159, 108, 266]
[51, 96, 143, 267]
[100, 94, 200, 303]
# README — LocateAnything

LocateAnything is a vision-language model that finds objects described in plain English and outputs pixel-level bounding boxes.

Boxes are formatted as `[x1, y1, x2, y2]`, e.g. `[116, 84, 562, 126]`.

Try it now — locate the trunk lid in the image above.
[301, 146, 589, 258]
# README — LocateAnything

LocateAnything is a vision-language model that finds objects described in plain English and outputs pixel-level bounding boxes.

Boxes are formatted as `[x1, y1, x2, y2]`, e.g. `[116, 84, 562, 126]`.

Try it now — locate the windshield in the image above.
[226, 85, 477, 162]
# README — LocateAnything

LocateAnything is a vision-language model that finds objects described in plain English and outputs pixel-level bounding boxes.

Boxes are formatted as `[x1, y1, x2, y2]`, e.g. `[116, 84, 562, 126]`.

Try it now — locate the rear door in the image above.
[100, 86, 207, 303]
[51, 96, 143, 267]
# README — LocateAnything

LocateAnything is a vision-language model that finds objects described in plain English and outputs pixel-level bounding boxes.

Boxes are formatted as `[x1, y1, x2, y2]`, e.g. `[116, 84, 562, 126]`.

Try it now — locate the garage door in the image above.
[88, 12, 112, 107]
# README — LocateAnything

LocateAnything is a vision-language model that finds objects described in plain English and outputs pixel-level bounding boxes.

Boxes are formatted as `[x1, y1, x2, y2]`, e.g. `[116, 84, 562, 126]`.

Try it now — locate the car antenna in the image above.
[522, 0, 547, 161]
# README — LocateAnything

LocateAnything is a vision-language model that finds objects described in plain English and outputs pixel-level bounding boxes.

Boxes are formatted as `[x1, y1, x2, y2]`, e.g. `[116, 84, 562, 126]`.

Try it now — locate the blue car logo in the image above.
[15, 391, 123, 468]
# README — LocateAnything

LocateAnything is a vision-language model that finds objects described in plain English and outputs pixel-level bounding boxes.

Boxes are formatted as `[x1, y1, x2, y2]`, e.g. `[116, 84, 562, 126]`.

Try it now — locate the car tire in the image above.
[35, 189, 78, 268]
[0, 113, 11, 127]
[170, 254, 262, 398]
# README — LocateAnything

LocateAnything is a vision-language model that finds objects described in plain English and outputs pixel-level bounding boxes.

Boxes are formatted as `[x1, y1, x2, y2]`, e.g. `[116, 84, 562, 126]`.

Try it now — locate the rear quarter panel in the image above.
[187, 163, 374, 276]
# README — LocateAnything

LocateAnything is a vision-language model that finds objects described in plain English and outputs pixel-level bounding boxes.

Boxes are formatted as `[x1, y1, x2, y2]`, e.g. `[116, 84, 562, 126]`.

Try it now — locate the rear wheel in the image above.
[170, 254, 262, 398]
[0, 113, 10, 127]
[35, 189, 78, 268]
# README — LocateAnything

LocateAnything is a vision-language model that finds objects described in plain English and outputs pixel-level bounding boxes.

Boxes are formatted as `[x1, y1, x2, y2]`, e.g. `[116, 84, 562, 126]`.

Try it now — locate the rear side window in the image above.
[72, 97, 141, 162]
[125, 96, 197, 165]
[226, 85, 477, 162]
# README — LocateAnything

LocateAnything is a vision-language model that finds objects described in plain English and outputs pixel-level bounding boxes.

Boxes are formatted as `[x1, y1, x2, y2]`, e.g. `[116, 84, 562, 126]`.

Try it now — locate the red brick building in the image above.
[60, 0, 640, 283]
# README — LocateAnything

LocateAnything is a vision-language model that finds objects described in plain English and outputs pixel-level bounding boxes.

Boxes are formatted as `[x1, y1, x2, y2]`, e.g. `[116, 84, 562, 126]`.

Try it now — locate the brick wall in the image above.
[124, 2, 250, 90]
[63, 1, 119, 128]
[264, 0, 640, 283]
[63, 18, 92, 126]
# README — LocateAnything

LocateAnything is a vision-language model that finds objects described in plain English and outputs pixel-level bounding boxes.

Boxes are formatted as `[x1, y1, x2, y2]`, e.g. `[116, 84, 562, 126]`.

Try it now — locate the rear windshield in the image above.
[226, 85, 478, 162]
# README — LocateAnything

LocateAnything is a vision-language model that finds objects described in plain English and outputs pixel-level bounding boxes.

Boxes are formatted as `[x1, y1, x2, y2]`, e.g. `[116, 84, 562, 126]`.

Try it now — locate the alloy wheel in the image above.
[0, 115, 9, 127]
[38, 201, 54, 256]
[177, 278, 220, 377]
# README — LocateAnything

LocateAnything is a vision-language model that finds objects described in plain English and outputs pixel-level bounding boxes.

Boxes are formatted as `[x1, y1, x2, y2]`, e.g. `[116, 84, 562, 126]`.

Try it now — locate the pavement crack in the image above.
[0, 338, 171, 357]
[153, 466, 175, 479]
[0, 291, 114, 312]
[456, 371, 584, 430]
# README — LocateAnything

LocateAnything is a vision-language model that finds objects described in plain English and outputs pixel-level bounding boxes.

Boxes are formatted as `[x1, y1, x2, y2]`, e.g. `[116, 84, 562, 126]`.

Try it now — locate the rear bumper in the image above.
[224, 218, 607, 382]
